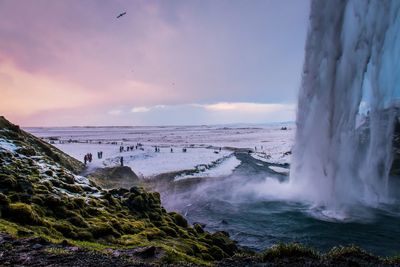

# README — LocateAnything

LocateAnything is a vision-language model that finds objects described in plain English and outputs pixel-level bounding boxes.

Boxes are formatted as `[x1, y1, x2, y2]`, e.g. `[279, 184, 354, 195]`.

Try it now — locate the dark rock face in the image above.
[88, 166, 139, 189]
[390, 117, 400, 176]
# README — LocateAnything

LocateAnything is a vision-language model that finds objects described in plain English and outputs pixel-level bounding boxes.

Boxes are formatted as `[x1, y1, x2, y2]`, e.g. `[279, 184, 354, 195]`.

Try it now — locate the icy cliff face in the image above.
[291, 0, 400, 210]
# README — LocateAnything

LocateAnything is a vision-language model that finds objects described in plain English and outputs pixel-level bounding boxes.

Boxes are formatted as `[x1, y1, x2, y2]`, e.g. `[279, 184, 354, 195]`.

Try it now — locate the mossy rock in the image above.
[261, 243, 319, 261]
[16, 147, 36, 157]
[72, 197, 85, 209]
[42, 195, 63, 209]
[209, 245, 228, 261]
[86, 206, 101, 216]
[170, 212, 188, 228]
[18, 193, 32, 203]
[194, 223, 205, 234]
[16, 179, 33, 194]
[124, 194, 146, 212]
[31, 195, 45, 205]
[90, 222, 121, 239]
[8, 193, 20, 202]
[142, 227, 166, 240]
[3, 202, 42, 225]
[34, 184, 51, 194]
[53, 221, 76, 237]
[323, 245, 379, 265]
[67, 213, 88, 228]
[75, 230, 93, 241]
[159, 226, 178, 237]
[44, 170, 54, 177]
[109, 188, 129, 196]
[0, 193, 10, 206]
[0, 173, 17, 190]
[62, 174, 75, 184]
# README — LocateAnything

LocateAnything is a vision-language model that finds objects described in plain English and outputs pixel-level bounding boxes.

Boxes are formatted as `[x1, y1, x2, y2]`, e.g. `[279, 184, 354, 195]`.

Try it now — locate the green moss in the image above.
[3, 202, 42, 225]
[44, 247, 72, 255]
[67, 213, 88, 228]
[34, 184, 51, 194]
[0, 173, 17, 190]
[31, 195, 45, 206]
[386, 255, 400, 265]
[324, 245, 376, 261]
[142, 227, 166, 240]
[90, 222, 121, 239]
[159, 226, 178, 237]
[8, 193, 20, 202]
[53, 221, 76, 238]
[0, 193, 10, 206]
[61, 183, 83, 194]
[261, 243, 319, 262]
[71, 197, 85, 208]
[41, 195, 63, 210]
[75, 230, 93, 241]
[170, 212, 188, 228]
[194, 223, 204, 234]
[209, 245, 227, 260]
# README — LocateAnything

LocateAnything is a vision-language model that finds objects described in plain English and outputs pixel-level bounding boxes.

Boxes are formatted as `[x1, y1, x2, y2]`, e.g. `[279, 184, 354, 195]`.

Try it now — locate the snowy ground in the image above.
[27, 124, 294, 179]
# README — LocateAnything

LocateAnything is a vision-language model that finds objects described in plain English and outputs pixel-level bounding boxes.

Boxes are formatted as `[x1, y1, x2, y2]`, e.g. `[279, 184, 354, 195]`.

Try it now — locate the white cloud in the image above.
[131, 106, 151, 113]
[198, 102, 295, 113]
[129, 102, 295, 114]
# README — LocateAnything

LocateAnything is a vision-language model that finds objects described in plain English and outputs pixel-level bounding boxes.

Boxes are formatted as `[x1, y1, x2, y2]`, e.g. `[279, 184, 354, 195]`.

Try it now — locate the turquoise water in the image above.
[159, 153, 400, 256]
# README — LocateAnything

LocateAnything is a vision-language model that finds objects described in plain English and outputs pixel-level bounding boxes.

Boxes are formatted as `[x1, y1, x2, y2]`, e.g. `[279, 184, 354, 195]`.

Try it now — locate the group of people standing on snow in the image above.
[84, 153, 92, 165]
[120, 144, 143, 153]
[84, 151, 103, 165]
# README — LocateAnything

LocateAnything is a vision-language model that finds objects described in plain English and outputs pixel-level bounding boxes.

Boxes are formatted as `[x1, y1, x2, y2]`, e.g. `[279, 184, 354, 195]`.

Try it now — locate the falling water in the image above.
[291, 0, 400, 215]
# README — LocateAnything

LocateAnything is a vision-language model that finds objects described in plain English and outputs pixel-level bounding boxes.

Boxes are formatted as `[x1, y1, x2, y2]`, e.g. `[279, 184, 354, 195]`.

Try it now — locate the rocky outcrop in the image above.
[88, 166, 139, 189]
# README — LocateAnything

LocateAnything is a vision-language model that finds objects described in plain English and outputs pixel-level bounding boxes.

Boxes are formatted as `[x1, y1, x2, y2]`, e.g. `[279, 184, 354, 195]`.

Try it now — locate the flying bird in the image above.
[116, 12, 126, 18]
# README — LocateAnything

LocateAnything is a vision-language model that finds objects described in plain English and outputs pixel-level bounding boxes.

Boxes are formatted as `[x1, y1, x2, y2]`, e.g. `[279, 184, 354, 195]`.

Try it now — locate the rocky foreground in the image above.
[0, 116, 399, 266]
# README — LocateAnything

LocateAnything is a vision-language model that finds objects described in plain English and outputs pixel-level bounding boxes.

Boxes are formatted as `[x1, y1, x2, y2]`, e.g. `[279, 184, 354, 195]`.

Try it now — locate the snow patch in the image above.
[268, 166, 289, 174]
[0, 139, 18, 152]
[175, 155, 241, 181]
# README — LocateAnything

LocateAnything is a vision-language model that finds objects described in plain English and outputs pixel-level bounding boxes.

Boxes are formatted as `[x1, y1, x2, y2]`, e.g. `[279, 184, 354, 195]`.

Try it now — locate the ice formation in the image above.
[291, 0, 400, 210]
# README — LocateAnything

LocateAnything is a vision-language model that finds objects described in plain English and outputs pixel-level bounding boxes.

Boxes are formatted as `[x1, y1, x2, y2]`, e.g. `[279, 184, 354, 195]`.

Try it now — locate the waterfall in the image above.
[291, 0, 400, 212]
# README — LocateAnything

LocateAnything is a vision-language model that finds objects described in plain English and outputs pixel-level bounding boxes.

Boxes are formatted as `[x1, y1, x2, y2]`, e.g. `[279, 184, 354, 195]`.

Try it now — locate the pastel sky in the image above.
[0, 0, 309, 126]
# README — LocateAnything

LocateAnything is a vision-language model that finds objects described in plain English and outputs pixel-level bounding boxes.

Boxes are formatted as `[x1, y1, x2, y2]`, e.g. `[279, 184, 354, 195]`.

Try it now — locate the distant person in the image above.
[84, 154, 87, 165]
[171, 148, 173, 153]
[120, 156, 124, 166]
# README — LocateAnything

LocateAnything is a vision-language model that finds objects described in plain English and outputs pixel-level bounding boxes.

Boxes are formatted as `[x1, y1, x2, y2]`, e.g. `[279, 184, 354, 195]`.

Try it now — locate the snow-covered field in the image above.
[26, 124, 294, 179]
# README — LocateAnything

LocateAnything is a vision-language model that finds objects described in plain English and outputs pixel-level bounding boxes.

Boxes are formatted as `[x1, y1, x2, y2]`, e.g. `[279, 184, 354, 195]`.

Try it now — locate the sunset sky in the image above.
[0, 0, 309, 126]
